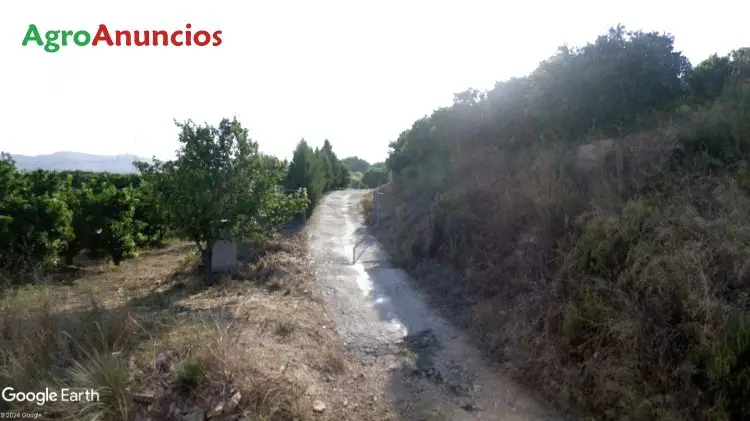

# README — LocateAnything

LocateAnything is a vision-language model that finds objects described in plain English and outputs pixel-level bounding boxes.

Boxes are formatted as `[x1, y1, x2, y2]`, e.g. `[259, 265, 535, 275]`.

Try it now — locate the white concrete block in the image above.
[211, 240, 237, 272]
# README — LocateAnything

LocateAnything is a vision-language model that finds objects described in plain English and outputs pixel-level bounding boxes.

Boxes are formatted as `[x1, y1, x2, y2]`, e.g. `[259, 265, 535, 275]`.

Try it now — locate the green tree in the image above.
[342, 156, 370, 173]
[335, 161, 351, 188]
[84, 183, 139, 265]
[319, 140, 337, 191]
[61, 184, 89, 265]
[139, 118, 307, 284]
[361, 167, 388, 188]
[132, 178, 168, 246]
[387, 25, 693, 180]
[0, 154, 73, 278]
[315, 140, 350, 191]
[285, 139, 325, 214]
[684, 53, 733, 104]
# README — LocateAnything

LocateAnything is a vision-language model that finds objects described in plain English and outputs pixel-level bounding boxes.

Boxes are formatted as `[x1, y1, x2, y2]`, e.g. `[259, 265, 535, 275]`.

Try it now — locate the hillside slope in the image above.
[367, 27, 750, 421]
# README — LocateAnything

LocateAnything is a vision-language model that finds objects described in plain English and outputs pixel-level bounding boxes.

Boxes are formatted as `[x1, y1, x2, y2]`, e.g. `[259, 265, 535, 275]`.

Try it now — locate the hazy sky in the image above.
[1, 0, 746, 163]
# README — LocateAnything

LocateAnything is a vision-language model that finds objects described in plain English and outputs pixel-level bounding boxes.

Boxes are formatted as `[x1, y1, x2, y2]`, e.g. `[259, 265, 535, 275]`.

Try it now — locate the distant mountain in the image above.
[6, 151, 147, 173]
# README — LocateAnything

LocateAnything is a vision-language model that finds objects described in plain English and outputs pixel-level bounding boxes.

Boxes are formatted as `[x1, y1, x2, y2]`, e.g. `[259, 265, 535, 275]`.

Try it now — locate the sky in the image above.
[0, 0, 747, 164]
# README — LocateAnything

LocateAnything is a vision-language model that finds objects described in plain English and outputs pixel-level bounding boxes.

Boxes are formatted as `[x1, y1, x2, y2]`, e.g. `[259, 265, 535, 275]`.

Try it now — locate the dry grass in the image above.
[360, 190, 374, 224]
[0, 233, 391, 421]
[371, 112, 750, 421]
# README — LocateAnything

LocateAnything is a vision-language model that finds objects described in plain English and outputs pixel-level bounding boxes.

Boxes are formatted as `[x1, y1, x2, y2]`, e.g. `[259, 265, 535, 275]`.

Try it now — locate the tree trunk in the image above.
[201, 248, 214, 285]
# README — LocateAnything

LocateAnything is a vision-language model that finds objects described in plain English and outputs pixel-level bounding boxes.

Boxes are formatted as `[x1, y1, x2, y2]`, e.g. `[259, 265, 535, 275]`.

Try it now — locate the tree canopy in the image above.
[137, 118, 308, 283]
[341, 156, 371, 173]
[284, 138, 350, 213]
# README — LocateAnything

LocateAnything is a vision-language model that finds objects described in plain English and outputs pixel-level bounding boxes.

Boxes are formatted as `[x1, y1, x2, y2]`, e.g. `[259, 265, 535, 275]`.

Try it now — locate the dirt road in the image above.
[308, 190, 564, 421]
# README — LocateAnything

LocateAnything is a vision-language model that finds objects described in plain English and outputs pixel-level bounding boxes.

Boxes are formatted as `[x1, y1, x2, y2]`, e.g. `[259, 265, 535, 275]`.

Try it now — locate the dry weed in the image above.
[0, 233, 370, 421]
[372, 126, 750, 420]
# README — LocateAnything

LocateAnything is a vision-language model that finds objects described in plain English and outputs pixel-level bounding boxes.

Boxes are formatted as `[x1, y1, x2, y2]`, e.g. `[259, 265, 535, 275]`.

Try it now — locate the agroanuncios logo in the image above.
[22, 23, 223, 53]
